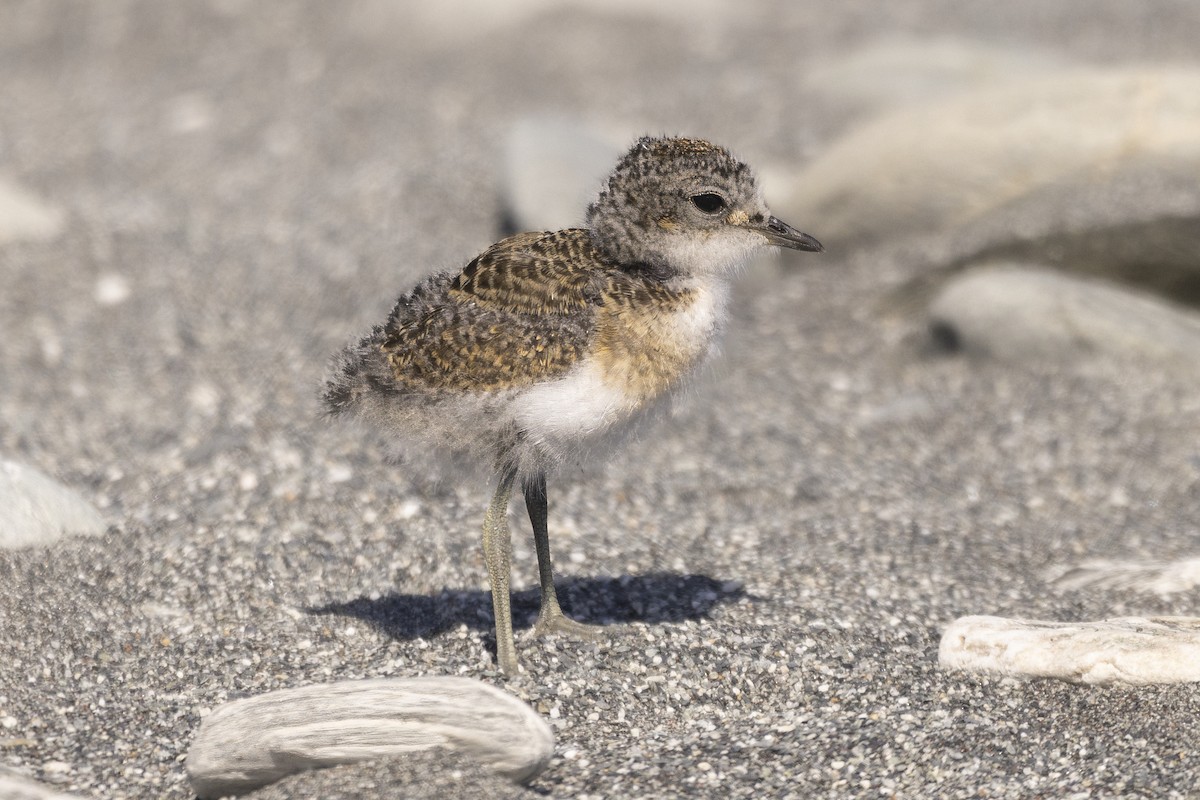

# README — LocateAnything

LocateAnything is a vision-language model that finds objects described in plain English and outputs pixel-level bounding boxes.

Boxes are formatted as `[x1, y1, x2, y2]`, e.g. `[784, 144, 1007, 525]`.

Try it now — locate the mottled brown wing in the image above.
[448, 229, 604, 314]
[378, 230, 605, 393]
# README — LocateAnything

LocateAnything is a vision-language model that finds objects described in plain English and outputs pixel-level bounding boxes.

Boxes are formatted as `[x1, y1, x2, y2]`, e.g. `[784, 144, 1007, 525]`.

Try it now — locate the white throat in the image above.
[656, 228, 770, 277]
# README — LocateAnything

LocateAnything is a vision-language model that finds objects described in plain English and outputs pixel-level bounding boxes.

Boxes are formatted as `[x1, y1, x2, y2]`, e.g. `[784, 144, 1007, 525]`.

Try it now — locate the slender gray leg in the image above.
[482, 468, 519, 674]
[524, 471, 602, 640]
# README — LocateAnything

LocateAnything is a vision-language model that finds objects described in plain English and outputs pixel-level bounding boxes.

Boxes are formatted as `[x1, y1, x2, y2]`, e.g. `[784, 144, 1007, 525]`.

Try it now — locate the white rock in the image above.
[93, 273, 132, 306]
[0, 178, 65, 244]
[804, 37, 1067, 116]
[1049, 557, 1200, 595]
[187, 382, 222, 416]
[186, 677, 554, 798]
[928, 265, 1200, 369]
[502, 116, 623, 233]
[939, 615, 1200, 685]
[395, 498, 421, 520]
[348, 0, 728, 47]
[780, 67, 1200, 248]
[325, 463, 353, 484]
[0, 460, 107, 550]
[0, 769, 84, 799]
[165, 92, 215, 134]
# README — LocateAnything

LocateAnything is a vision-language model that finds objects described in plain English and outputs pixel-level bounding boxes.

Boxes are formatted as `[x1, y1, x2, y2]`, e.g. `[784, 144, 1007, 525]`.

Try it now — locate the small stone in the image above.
[803, 36, 1067, 116]
[348, 0, 728, 50]
[186, 677, 554, 798]
[0, 460, 107, 550]
[395, 498, 421, 520]
[326, 463, 353, 484]
[188, 382, 222, 415]
[166, 92, 215, 134]
[928, 265, 1200, 370]
[1049, 557, 1200, 595]
[31, 317, 63, 367]
[779, 66, 1200, 253]
[940, 615, 1200, 685]
[502, 116, 622, 234]
[94, 273, 132, 306]
[0, 178, 64, 244]
[0, 769, 84, 800]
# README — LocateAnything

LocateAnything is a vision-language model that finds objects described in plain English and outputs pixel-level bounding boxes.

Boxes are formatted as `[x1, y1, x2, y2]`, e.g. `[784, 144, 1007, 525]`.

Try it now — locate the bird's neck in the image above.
[591, 271, 731, 404]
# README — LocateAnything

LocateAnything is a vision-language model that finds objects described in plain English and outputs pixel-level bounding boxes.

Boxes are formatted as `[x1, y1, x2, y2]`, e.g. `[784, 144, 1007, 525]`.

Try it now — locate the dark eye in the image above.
[690, 193, 727, 214]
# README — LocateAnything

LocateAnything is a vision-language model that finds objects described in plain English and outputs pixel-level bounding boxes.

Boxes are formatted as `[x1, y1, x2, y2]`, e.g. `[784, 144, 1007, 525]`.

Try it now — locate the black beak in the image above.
[760, 215, 823, 252]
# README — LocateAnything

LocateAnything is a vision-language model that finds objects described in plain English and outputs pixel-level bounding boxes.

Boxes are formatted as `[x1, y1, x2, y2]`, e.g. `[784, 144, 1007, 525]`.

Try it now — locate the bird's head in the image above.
[586, 136, 822, 277]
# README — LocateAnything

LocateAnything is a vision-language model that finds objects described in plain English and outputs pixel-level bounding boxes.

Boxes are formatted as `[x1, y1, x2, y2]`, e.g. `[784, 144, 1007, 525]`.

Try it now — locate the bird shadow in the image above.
[306, 573, 748, 643]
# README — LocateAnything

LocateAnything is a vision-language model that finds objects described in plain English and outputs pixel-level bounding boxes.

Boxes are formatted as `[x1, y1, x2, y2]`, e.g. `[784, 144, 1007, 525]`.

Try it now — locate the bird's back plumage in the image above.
[379, 230, 601, 393]
[322, 226, 713, 477]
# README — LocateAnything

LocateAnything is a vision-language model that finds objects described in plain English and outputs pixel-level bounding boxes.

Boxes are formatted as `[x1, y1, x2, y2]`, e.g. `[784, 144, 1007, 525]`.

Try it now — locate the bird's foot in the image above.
[532, 608, 604, 641]
[496, 651, 521, 676]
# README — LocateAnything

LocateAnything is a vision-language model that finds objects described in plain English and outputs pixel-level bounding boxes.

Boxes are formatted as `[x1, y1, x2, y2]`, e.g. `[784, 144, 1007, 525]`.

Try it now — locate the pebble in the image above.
[0, 768, 84, 799]
[348, 0, 730, 48]
[0, 178, 64, 244]
[1049, 557, 1200, 595]
[803, 36, 1067, 115]
[940, 615, 1200, 685]
[186, 677, 554, 798]
[325, 463, 354, 484]
[928, 265, 1200, 369]
[502, 116, 622, 234]
[93, 273, 132, 306]
[933, 161, 1200, 306]
[165, 92, 216, 134]
[780, 66, 1200, 251]
[0, 460, 107, 550]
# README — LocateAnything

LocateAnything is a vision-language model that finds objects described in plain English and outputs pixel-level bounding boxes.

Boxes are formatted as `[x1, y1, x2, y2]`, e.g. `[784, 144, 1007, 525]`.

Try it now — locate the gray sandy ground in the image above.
[245, 751, 535, 800]
[1, 2, 1199, 798]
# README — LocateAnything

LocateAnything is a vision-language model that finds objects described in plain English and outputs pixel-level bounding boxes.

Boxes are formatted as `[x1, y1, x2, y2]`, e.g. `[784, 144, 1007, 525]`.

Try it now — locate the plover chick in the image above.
[324, 135, 822, 674]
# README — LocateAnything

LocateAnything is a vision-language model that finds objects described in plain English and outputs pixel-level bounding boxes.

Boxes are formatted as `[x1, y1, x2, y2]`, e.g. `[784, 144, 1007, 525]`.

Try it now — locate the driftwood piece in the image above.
[1048, 557, 1200, 595]
[0, 769, 84, 800]
[0, 459, 106, 549]
[187, 677, 554, 798]
[940, 615, 1200, 685]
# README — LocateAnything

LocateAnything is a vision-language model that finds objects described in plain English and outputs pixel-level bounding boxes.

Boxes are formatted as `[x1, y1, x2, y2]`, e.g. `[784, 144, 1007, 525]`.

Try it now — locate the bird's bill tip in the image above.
[760, 215, 823, 252]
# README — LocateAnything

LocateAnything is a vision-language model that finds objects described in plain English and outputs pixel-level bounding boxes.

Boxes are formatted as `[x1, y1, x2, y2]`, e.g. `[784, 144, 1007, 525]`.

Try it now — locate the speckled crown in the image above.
[591, 136, 750, 200]
[585, 136, 759, 268]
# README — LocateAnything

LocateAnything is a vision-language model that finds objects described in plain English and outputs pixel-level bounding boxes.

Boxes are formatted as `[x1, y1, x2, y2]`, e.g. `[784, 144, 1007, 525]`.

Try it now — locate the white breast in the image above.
[667, 276, 730, 359]
[511, 276, 731, 464]
[512, 362, 634, 459]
